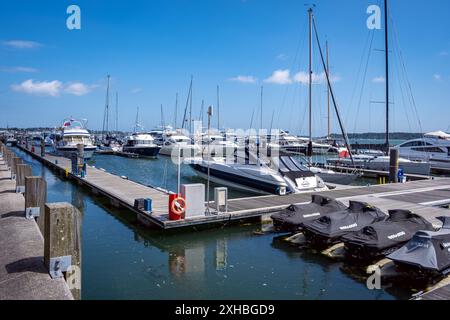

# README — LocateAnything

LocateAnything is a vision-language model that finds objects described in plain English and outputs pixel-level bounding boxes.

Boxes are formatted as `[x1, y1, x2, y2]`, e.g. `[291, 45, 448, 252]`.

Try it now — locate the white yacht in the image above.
[122, 132, 160, 157]
[5, 133, 17, 146]
[188, 154, 328, 196]
[54, 119, 97, 159]
[327, 154, 431, 176]
[394, 131, 450, 172]
[198, 132, 240, 157]
[160, 130, 201, 157]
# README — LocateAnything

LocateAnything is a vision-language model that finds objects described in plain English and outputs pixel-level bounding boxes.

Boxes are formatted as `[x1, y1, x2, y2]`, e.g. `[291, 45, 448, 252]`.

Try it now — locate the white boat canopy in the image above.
[424, 131, 450, 139]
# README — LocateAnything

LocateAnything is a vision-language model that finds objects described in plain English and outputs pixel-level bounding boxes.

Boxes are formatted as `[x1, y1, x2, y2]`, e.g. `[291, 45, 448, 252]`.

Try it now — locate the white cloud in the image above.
[433, 74, 442, 80]
[64, 82, 94, 96]
[0, 66, 38, 73]
[264, 70, 292, 85]
[293, 71, 340, 85]
[131, 87, 142, 94]
[276, 53, 288, 61]
[11, 79, 96, 97]
[2, 40, 42, 49]
[372, 76, 385, 83]
[229, 75, 257, 84]
[11, 79, 62, 96]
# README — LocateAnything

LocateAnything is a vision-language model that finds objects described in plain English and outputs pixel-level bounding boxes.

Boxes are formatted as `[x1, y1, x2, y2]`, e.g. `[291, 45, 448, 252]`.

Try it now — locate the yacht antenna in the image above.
[189, 75, 193, 135]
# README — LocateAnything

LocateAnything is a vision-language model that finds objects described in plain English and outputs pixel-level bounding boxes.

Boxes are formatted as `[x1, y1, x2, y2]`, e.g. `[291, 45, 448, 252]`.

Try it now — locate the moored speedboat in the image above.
[188, 154, 328, 196]
[122, 132, 160, 157]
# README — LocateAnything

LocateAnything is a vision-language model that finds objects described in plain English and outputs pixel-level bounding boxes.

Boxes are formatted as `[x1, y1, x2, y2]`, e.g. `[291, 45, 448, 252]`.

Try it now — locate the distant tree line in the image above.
[330, 132, 423, 140]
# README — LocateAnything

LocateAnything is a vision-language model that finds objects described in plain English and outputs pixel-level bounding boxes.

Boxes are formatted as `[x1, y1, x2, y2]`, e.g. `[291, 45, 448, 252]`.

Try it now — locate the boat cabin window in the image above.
[411, 147, 445, 153]
[400, 141, 432, 148]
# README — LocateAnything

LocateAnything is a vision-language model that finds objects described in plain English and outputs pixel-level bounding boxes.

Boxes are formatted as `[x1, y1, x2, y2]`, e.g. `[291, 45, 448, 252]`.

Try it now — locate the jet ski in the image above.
[342, 210, 435, 262]
[302, 201, 386, 248]
[271, 195, 346, 232]
[388, 216, 450, 281]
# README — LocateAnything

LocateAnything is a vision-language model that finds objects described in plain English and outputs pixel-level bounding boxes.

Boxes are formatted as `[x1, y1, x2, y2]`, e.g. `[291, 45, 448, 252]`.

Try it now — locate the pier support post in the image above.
[44, 203, 82, 300]
[41, 138, 45, 157]
[25, 176, 47, 233]
[389, 148, 399, 183]
[11, 157, 23, 180]
[16, 164, 32, 193]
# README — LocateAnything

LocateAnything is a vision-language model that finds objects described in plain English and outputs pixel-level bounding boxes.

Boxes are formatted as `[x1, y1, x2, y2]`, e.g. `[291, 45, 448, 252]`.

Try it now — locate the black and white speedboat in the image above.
[188, 154, 328, 196]
[122, 133, 161, 158]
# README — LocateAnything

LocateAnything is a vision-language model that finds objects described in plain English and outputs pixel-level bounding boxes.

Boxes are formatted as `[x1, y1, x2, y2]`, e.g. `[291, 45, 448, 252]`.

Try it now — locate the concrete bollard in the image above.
[44, 202, 82, 300]
[389, 148, 399, 183]
[11, 157, 23, 180]
[16, 164, 32, 193]
[25, 176, 47, 233]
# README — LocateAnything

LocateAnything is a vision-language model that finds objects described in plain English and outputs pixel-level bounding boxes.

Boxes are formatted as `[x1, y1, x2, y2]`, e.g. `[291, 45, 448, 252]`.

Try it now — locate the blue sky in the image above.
[0, 0, 449, 136]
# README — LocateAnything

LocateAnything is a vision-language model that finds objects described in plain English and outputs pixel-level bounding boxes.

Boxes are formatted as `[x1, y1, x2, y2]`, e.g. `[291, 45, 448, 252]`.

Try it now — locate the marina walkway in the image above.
[0, 153, 72, 300]
[13, 143, 450, 230]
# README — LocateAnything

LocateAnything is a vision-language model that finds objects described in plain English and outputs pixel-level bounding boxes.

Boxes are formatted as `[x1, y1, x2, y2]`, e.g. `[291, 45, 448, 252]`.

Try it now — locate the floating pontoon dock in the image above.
[11, 143, 450, 231]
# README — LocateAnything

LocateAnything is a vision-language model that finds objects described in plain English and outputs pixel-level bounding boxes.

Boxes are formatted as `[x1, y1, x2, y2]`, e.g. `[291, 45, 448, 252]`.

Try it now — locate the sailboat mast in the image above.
[260, 86, 263, 132]
[161, 104, 165, 128]
[134, 107, 139, 133]
[106, 75, 110, 135]
[174, 93, 178, 128]
[189, 75, 193, 135]
[308, 8, 313, 160]
[326, 41, 331, 140]
[384, 0, 390, 151]
[115, 92, 119, 133]
[217, 85, 220, 130]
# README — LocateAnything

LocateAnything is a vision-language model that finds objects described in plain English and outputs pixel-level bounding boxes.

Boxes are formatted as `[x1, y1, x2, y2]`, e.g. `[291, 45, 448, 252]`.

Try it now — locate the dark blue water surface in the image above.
[12, 148, 411, 300]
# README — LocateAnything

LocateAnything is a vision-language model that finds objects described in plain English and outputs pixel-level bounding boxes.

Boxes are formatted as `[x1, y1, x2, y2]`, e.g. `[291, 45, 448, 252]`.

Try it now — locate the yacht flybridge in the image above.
[54, 118, 97, 159]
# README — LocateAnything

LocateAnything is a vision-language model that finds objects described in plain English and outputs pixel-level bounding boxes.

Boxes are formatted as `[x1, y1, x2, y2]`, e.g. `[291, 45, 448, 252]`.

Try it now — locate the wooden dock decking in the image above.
[12, 143, 450, 231]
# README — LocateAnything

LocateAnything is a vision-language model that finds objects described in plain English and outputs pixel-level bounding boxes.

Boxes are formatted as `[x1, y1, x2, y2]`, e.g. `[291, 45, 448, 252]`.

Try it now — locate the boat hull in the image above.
[55, 146, 96, 160]
[122, 146, 161, 158]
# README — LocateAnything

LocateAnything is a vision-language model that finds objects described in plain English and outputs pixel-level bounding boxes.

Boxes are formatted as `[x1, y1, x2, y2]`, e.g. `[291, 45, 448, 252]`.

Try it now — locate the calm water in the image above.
[12, 147, 412, 300]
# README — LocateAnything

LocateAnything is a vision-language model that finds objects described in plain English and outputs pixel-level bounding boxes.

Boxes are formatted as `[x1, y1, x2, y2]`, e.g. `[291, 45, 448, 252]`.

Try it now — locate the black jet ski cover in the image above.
[302, 201, 387, 247]
[342, 209, 435, 260]
[388, 216, 450, 274]
[271, 194, 346, 232]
